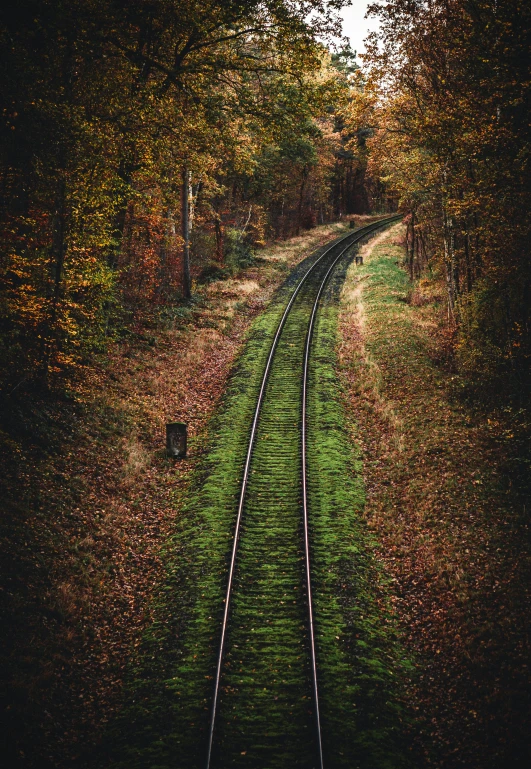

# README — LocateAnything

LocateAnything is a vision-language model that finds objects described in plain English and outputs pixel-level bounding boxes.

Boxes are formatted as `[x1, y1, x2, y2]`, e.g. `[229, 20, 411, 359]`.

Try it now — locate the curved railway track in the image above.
[205, 215, 401, 769]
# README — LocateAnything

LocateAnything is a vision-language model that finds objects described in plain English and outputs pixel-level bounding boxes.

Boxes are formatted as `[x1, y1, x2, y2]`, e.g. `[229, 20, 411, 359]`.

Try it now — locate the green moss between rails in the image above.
[101, 231, 413, 769]
[307, 256, 413, 768]
[103, 286, 290, 769]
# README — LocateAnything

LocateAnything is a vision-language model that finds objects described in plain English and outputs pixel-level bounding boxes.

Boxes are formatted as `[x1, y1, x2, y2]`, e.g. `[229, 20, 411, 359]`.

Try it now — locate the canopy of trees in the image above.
[1, 0, 382, 389]
[5, 0, 525, 400]
[354, 0, 531, 397]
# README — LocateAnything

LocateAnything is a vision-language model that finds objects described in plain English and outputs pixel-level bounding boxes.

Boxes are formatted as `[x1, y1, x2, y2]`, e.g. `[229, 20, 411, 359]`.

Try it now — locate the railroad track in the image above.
[205, 216, 401, 769]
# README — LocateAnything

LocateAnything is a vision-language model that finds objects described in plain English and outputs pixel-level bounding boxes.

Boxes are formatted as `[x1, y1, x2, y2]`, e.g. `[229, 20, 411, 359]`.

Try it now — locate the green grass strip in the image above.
[104, 233, 413, 769]
[307, 256, 413, 768]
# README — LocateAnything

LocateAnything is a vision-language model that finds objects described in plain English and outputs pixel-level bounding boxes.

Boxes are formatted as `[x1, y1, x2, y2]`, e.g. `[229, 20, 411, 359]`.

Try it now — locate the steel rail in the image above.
[205, 215, 401, 769]
[301, 213, 401, 769]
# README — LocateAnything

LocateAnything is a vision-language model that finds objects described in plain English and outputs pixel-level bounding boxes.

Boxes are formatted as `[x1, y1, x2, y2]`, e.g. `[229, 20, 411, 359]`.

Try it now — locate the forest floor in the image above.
[338, 224, 531, 769]
[1, 217, 384, 769]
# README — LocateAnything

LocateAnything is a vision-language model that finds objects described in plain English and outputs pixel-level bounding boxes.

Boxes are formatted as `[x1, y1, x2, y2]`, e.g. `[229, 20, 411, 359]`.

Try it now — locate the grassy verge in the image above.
[103, 227, 412, 769]
[1, 221, 358, 768]
[338, 225, 531, 768]
[308, 254, 413, 768]
[102, 241, 335, 768]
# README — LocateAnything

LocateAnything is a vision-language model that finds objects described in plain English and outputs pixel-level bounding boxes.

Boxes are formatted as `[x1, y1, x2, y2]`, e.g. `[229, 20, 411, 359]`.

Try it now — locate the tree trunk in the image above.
[464, 220, 473, 293]
[443, 208, 458, 323]
[409, 211, 416, 280]
[109, 156, 135, 269]
[214, 216, 224, 263]
[296, 169, 307, 237]
[157, 207, 176, 297]
[182, 165, 191, 299]
[40, 175, 67, 380]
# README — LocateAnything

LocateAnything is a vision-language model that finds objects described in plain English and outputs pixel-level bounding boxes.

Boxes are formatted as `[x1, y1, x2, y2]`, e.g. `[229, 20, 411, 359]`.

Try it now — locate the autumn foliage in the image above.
[0, 1, 383, 390]
[352, 0, 531, 398]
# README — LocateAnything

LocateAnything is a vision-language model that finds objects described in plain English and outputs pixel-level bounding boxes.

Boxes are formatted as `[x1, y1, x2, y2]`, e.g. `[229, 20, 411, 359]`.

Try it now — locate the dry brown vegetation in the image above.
[1, 220, 372, 768]
[338, 225, 531, 768]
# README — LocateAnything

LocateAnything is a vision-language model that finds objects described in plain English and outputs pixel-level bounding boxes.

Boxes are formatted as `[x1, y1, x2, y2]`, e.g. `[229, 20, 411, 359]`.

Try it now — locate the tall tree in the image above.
[0, 1, 349, 388]
[360, 0, 531, 391]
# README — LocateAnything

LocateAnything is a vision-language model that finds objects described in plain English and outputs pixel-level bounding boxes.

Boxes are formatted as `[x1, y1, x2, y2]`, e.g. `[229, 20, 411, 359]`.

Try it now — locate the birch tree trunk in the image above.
[182, 165, 191, 300]
[443, 207, 459, 323]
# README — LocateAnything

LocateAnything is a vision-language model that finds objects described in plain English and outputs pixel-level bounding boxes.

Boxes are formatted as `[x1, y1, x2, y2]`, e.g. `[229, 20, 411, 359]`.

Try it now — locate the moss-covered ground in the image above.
[103, 227, 412, 769]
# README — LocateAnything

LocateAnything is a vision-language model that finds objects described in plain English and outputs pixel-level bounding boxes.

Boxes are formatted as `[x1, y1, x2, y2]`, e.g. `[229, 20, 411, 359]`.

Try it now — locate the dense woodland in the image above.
[1, 1, 529, 400]
[358, 0, 531, 399]
[0, 0, 381, 391]
[1, 1, 530, 768]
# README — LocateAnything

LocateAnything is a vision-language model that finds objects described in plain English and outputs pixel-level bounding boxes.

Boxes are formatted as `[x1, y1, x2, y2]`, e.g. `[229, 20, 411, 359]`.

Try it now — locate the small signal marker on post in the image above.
[166, 422, 187, 458]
